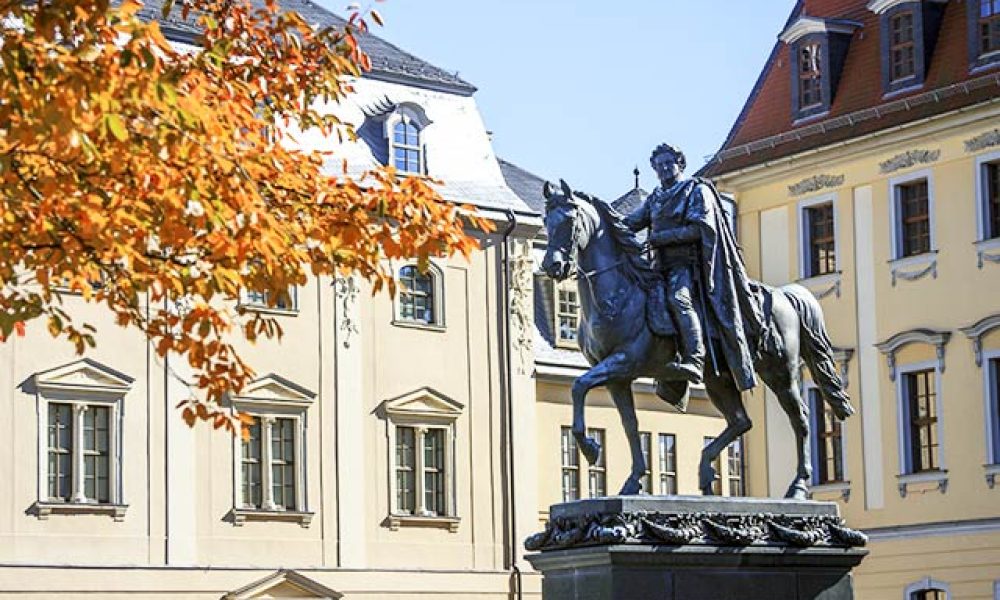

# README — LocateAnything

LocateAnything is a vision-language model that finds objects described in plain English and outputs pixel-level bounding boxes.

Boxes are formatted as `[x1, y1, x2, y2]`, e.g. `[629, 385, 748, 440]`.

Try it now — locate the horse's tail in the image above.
[781, 284, 855, 420]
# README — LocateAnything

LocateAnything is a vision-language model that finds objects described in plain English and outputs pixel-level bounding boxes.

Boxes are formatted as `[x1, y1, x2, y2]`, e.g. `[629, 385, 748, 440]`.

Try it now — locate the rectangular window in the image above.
[728, 437, 746, 497]
[985, 161, 1000, 240]
[990, 358, 1000, 464]
[897, 179, 931, 257]
[911, 590, 947, 600]
[396, 426, 416, 514]
[904, 369, 939, 473]
[560, 427, 580, 502]
[658, 434, 677, 495]
[556, 287, 580, 345]
[243, 287, 298, 311]
[799, 43, 823, 109]
[980, 0, 1000, 56]
[704, 436, 722, 495]
[639, 432, 652, 494]
[809, 388, 845, 484]
[82, 406, 110, 503]
[804, 202, 836, 277]
[47, 403, 73, 501]
[270, 418, 296, 510]
[588, 428, 606, 498]
[890, 12, 917, 81]
[241, 417, 263, 508]
[423, 428, 446, 516]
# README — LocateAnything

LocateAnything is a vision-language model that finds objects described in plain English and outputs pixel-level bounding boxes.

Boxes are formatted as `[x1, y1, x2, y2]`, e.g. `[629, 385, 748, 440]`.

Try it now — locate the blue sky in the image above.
[324, 1, 795, 201]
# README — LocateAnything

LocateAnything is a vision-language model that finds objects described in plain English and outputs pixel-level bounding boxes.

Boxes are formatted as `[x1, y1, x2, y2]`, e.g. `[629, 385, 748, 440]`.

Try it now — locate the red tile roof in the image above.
[702, 0, 1000, 178]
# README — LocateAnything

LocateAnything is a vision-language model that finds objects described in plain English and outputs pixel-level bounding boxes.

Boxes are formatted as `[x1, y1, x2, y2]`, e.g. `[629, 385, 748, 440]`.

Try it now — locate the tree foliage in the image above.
[0, 0, 492, 434]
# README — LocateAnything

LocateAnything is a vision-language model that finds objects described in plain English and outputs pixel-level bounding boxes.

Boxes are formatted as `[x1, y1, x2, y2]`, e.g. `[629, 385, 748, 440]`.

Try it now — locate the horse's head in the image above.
[541, 179, 584, 281]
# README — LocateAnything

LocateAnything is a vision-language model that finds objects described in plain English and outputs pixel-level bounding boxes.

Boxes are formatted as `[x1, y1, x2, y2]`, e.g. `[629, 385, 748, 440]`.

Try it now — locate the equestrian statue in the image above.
[540, 143, 855, 500]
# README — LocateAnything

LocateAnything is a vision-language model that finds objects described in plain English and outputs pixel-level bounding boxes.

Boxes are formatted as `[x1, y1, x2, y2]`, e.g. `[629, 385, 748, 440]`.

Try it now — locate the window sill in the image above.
[985, 464, 1000, 489]
[229, 508, 314, 528]
[809, 480, 851, 502]
[238, 305, 299, 317]
[387, 513, 460, 533]
[897, 470, 948, 497]
[975, 238, 1000, 268]
[391, 319, 446, 333]
[970, 52, 1000, 74]
[889, 251, 938, 285]
[882, 80, 924, 100]
[792, 109, 831, 126]
[31, 501, 128, 521]
[797, 271, 842, 300]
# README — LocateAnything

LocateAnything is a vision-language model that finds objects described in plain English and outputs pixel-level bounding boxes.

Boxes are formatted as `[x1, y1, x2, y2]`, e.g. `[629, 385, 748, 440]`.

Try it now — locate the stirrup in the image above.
[664, 361, 703, 385]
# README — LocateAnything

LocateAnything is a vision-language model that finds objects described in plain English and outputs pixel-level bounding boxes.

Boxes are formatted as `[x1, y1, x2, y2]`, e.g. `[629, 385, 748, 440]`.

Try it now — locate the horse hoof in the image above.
[700, 485, 715, 496]
[699, 464, 717, 493]
[618, 477, 641, 496]
[580, 438, 601, 465]
[784, 481, 809, 500]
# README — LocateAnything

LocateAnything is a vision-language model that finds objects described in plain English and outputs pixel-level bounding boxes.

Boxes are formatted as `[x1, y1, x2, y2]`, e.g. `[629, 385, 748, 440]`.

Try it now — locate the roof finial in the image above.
[633, 166, 640, 190]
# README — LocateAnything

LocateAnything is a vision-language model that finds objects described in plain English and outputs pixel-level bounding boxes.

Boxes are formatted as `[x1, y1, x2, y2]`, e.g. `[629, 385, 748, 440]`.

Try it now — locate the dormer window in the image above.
[890, 12, 917, 81]
[869, 1, 946, 95]
[780, 17, 859, 121]
[799, 43, 824, 109]
[391, 116, 422, 174]
[980, 0, 1000, 56]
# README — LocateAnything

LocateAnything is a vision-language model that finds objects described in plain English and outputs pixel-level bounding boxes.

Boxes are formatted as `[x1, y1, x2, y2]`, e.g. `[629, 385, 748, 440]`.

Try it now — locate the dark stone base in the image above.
[525, 496, 867, 600]
[529, 544, 863, 600]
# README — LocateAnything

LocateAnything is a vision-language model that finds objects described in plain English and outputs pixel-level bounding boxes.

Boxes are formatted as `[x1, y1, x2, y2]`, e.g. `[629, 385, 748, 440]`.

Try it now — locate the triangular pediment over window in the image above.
[33, 358, 134, 395]
[223, 569, 342, 599]
[236, 373, 316, 406]
[381, 386, 464, 420]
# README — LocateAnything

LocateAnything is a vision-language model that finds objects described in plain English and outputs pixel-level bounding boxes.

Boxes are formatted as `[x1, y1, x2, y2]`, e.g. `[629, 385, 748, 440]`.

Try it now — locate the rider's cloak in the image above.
[666, 178, 765, 391]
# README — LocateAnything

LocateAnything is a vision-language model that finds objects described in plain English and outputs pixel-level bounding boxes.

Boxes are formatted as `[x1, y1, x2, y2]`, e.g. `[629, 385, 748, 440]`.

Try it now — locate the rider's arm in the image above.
[623, 201, 650, 232]
[649, 225, 700, 247]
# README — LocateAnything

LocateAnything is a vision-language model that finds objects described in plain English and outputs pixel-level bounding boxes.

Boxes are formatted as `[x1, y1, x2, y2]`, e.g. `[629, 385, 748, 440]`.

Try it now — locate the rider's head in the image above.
[650, 143, 686, 172]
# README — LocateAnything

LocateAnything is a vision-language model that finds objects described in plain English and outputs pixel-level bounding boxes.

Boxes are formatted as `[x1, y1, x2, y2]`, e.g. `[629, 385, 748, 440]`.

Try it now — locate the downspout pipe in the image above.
[499, 208, 522, 600]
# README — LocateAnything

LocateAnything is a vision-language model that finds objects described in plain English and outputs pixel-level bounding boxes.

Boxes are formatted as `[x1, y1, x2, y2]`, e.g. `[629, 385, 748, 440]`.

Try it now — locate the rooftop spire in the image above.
[633, 166, 640, 190]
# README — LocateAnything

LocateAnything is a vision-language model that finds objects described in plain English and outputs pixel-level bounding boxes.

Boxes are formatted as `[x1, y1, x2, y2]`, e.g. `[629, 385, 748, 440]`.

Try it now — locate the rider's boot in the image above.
[664, 308, 705, 385]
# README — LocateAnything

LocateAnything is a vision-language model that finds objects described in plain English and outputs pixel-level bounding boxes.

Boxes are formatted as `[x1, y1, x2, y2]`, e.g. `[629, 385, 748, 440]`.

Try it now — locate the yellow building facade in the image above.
[703, 2, 1000, 598]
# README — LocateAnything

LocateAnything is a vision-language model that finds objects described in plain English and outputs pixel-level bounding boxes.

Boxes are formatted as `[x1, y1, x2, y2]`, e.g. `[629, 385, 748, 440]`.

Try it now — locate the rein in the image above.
[568, 209, 650, 316]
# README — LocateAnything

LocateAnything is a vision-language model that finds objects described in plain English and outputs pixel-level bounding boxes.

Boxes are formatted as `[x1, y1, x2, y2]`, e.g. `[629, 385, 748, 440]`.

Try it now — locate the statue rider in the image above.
[624, 143, 765, 391]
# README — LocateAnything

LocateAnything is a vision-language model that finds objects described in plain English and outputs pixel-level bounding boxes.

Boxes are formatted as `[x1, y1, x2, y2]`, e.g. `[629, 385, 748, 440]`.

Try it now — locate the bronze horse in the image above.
[540, 180, 853, 499]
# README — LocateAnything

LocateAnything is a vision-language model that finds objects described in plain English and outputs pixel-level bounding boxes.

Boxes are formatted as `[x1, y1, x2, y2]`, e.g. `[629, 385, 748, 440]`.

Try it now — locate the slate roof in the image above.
[138, 0, 476, 95]
[611, 187, 648, 217]
[701, 0, 1000, 178]
[497, 158, 551, 214]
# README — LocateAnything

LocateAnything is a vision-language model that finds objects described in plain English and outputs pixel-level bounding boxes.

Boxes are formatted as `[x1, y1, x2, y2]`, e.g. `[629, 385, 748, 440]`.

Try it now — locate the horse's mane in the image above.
[573, 191, 660, 288]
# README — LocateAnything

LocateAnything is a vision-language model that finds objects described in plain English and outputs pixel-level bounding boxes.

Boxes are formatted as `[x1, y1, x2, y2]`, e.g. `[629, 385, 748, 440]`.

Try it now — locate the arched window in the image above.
[397, 264, 441, 327]
[905, 578, 950, 600]
[392, 117, 422, 174]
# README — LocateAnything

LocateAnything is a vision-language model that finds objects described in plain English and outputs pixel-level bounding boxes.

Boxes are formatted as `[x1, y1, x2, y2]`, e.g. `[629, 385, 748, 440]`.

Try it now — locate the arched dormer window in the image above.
[395, 263, 443, 328]
[358, 100, 432, 175]
[391, 117, 422, 174]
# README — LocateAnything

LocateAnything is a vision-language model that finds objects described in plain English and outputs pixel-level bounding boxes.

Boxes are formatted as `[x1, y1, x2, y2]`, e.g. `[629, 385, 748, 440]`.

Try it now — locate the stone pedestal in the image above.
[525, 496, 867, 600]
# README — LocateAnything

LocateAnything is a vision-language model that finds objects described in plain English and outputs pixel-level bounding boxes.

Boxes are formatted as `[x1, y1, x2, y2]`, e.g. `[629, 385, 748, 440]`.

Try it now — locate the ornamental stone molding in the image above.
[334, 276, 360, 348]
[524, 510, 867, 553]
[958, 313, 1000, 367]
[875, 328, 951, 381]
[788, 174, 845, 197]
[832, 347, 855, 389]
[879, 149, 941, 174]
[510, 240, 534, 373]
[964, 129, 1000, 153]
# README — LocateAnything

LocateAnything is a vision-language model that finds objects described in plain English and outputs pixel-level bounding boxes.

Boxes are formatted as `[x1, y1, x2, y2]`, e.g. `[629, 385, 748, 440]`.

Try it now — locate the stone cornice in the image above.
[875, 328, 951, 380]
[958, 313, 1000, 366]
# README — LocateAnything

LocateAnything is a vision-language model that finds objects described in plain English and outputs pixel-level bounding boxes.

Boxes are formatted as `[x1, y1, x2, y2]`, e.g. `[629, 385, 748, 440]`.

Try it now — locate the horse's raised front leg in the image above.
[607, 381, 644, 495]
[700, 371, 753, 496]
[572, 353, 632, 466]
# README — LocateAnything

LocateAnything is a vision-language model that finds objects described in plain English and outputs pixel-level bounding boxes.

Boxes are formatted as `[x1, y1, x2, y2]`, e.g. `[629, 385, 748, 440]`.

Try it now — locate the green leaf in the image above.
[106, 115, 128, 142]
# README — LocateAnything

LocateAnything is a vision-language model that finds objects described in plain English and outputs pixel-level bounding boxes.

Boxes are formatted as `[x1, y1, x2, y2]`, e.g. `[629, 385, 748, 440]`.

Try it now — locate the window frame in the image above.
[560, 426, 581, 502]
[382, 388, 462, 532]
[798, 193, 840, 280]
[31, 359, 132, 520]
[968, 0, 1000, 71]
[975, 151, 1000, 243]
[792, 36, 831, 120]
[889, 10, 917, 83]
[554, 282, 581, 349]
[895, 361, 946, 477]
[984, 350, 1000, 467]
[587, 428, 607, 498]
[228, 374, 315, 527]
[393, 262, 445, 330]
[703, 436, 723, 496]
[240, 286, 299, 315]
[639, 431, 652, 494]
[874, 2, 935, 96]
[904, 578, 951, 600]
[658, 433, 678, 495]
[889, 168, 936, 261]
[727, 436, 747, 497]
[384, 106, 429, 176]
[806, 383, 848, 486]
